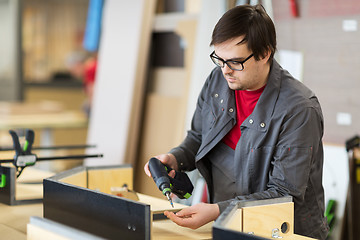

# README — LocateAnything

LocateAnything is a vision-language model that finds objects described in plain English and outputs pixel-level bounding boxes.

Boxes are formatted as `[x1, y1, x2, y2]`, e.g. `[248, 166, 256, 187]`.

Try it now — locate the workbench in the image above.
[0, 202, 212, 240]
[1, 165, 212, 240]
[1, 165, 314, 240]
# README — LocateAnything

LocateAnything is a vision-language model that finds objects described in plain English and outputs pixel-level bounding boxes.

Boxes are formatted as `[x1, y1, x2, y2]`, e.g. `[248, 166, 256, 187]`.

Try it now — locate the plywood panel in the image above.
[224, 208, 242, 232]
[134, 94, 183, 198]
[137, 193, 186, 214]
[86, 0, 157, 166]
[242, 202, 294, 239]
[61, 171, 87, 188]
[88, 167, 133, 194]
[27, 224, 68, 240]
[152, 220, 212, 240]
[134, 18, 198, 199]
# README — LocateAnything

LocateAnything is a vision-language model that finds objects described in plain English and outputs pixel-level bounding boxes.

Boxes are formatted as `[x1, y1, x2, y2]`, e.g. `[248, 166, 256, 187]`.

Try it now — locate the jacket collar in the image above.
[241, 59, 282, 131]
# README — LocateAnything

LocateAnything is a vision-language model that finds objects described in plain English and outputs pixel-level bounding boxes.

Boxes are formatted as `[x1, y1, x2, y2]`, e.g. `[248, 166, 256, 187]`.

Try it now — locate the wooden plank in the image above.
[86, 0, 157, 167]
[88, 167, 133, 194]
[151, 67, 186, 97]
[242, 202, 294, 239]
[152, 220, 212, 240]
[27, 216, 103, 240]
[137, 193, 186, 214]
[134, 94, 183, 198]
[153, 13, 197, 32]
[134, 15, 198, 199]
[61, 171, 87, 188]
[27, 224, 69, 240]
[224, 208, 242, 232]
[124, 0, 157, 167]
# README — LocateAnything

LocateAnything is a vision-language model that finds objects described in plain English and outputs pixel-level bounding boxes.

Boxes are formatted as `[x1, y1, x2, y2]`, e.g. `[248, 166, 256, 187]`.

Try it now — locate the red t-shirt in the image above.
[223, 85, 266, 150]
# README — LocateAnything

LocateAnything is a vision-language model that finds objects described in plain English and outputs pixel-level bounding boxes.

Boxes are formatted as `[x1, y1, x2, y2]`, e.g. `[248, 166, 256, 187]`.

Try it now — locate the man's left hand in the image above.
[164, 203, 220, 229]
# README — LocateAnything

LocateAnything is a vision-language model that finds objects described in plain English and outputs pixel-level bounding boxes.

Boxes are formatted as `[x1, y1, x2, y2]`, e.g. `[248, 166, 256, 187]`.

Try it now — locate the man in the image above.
[144, 4, 328, 239]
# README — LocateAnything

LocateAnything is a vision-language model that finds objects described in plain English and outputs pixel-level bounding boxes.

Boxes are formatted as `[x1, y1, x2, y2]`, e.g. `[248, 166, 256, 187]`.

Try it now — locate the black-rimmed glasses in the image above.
[210, 51, 254, 71]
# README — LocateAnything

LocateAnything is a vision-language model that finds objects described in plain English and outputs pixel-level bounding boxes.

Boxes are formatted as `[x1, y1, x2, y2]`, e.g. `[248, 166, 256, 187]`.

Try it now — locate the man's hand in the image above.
[164, 203, 220, 229]
[144, 153, 178, 177]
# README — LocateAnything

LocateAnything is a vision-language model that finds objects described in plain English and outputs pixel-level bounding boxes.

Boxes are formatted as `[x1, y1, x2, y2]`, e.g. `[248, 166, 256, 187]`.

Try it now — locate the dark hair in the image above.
[210, 4, 276, 63]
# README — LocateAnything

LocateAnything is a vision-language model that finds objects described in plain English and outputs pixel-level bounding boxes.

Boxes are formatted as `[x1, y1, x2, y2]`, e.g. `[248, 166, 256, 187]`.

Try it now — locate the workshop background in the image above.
[1, 0, 359, 239]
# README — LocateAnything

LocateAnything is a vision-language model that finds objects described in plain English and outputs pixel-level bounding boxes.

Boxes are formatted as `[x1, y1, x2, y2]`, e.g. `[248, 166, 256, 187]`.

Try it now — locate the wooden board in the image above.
[152, 220, 212, 240]
[134, 94, 183, 198]
[137, 193, 187, 214]
[27, 217, 212, 240]
[242, 202, 294, 239]
[213, 198, 315, 240]
[27, 224, 69, 240]
[27, 216, 103, 240]
[60, 171, 87, 188]
[223, 208, 242, 232]
[86, 0, 157, 167]
[134, 18, 198, 199]
[88, 167, 133, 194]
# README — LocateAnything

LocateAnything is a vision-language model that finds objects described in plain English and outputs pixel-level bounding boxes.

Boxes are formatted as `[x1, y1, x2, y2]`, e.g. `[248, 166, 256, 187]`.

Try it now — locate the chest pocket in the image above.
[201, 101, 216, 134]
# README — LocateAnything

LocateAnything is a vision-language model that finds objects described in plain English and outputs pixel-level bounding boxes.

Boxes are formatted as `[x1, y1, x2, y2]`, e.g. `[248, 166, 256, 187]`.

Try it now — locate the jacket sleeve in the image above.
[217, 103, 324, 213]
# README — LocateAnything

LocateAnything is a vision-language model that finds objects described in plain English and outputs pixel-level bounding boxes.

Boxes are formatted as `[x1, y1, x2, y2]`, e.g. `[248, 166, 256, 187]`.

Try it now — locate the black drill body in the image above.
[148, 157, 173, 207]
[148, 157, 194, 208]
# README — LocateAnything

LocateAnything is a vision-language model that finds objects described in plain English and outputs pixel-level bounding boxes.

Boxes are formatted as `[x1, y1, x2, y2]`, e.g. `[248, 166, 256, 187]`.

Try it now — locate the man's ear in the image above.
[261, 49, 271, 63]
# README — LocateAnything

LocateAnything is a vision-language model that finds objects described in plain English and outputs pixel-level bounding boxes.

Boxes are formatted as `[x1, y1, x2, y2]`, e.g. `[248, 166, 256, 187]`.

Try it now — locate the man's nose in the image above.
[223, 63, 233, 74]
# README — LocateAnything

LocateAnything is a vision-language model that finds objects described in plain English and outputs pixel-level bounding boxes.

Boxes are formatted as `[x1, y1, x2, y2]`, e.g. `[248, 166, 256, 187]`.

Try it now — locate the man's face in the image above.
[213, 36, 270, 91]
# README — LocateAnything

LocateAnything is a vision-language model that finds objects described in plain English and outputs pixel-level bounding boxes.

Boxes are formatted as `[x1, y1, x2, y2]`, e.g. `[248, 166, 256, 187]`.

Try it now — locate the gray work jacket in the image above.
[169, 60, 329, 239]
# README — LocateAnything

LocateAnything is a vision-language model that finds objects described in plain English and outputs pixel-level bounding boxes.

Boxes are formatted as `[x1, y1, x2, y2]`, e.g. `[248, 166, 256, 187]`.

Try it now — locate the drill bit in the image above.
[165, 192, 174, 208]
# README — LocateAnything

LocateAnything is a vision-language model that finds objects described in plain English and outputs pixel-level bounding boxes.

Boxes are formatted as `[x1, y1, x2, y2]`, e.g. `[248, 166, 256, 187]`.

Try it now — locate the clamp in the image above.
[0, 129, 103, 188]
[9, 129, 37, 177]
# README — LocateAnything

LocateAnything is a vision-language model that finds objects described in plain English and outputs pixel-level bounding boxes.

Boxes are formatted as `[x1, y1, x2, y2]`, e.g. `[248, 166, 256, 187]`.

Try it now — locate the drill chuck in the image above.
[154, 176, 171, 195]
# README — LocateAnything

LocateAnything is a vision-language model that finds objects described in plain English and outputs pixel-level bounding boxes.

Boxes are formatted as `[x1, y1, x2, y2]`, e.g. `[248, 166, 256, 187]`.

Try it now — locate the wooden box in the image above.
[213, 197, 316, 240]
[43, 165, 186, 240]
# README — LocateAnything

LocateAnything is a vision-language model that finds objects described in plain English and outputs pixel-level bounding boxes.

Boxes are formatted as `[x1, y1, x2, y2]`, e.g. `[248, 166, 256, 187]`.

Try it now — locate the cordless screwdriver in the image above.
[148, 157, 194, 208]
